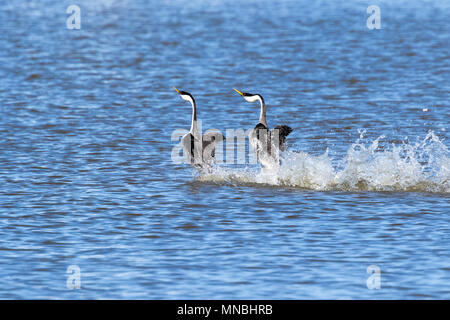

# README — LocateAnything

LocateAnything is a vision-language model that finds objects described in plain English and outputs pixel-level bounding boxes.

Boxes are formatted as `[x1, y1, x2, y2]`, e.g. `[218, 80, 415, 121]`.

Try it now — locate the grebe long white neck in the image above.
[174, 87, 199, 136]
[256, 95, 267, 127]
[186, 96, 198, 134]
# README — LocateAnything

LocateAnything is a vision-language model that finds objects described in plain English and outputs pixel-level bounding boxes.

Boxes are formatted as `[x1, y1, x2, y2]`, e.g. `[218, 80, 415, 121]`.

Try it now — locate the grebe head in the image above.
[173, 86, 195, 105]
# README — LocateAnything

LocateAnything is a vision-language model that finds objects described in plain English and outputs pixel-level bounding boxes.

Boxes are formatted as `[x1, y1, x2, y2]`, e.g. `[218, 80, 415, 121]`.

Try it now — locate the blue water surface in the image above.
[0, 0, 449, 299]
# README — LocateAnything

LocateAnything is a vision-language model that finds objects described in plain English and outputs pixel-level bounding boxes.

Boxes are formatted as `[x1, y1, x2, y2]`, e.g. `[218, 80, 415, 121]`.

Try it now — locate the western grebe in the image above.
[233, 88, 292, 169]
[173, 87, 225, 172]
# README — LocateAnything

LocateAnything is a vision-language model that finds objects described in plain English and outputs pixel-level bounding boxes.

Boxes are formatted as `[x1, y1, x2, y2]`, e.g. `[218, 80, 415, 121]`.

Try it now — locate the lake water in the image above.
[0, 0, 449, 299]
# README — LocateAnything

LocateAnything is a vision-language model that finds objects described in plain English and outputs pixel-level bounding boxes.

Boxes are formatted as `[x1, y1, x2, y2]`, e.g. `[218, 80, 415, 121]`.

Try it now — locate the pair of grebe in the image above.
[173, 87, 292, 172]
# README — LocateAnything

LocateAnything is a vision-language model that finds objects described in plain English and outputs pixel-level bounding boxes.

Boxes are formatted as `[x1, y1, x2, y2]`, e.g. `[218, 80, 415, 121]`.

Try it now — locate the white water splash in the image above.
[198, 131, 450, 193]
